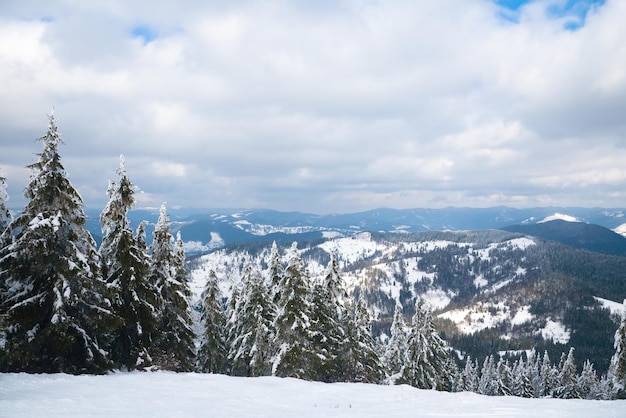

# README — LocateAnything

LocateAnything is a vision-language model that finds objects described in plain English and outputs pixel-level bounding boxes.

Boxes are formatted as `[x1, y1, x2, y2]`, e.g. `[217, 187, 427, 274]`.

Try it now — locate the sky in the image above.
[0, 0, 624, 215]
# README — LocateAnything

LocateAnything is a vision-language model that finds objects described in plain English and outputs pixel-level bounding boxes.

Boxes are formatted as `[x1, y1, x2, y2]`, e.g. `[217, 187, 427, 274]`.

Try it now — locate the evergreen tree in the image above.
[340, 295, 386, 383]
[0, 114, 115, 373]
[0, 175, 11, 234]
[398, 298, 450, 390]
[460, 357, 479, 393]
[197, 270, 229, 374]
[577, 359, 600, 400]
[478, 355, 499, 396]
[555, 347, 580, 399]
[271, 242, 317, 380]
[526, 350, 542, 398]
[267, 241, 284, 305]
[540, 350, 557, 397]
[496, 358, 512, 396]
[383, 299, 408, 383]
[227, 264, 275, 376]
[100, 155, 162, 370]
[308, 253, 350, 382]
[149, 203, 195, 371]
[609, 299, 626, 399]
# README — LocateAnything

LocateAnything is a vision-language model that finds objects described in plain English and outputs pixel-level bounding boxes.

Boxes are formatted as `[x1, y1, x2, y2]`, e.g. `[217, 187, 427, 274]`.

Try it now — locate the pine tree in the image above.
[398, 298, 450, 390]
[197, 270, 229, 374]
[577, 359, 600, 400]
[0, 175, 11, 234]
[478, 355, 499, 396]
[308, 253, 349, 382]
[100, 155, 162, 370]
[609, 299, 626, 399]
[460, 357, 479, 393]
[0, 114, 116, 373]
[540, 350, 557, 397]
[227, 264, 275, 376]
[271, 242, 317, 380]
[555, 347, 580, 399]
[496, 358, 512, 396]
[340, 294, 386, 383]
[149, 203, 195, 371]
[383, 299, 408, 383]
[267, 241, 284, 305]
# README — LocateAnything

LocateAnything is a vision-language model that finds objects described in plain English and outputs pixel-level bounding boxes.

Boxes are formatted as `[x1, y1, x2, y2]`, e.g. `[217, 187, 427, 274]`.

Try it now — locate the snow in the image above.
[538, 213, 580, 223]
[1, 372, 624, 418]
[473, 275, 488, 288]
[511, 305, 533, 326]
[539, 318, 570, 344]
[438, 302, 511, 334]
[613, 223, 626, 238]
[506, 237, 536, 250]
[594, 296, 625, 317]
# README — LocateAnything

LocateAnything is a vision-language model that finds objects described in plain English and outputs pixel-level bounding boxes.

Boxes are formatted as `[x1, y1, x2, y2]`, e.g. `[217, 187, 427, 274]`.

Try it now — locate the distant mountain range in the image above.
[84, 206, 626, 253]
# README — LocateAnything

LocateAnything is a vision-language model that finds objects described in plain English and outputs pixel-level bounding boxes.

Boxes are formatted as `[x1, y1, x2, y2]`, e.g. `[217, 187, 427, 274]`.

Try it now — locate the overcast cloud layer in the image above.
[0, 0, 624, 214]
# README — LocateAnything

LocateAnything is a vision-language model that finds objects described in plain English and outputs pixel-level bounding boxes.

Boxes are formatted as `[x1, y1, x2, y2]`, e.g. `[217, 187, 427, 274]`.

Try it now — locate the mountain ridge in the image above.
[82, 206, 626, 252]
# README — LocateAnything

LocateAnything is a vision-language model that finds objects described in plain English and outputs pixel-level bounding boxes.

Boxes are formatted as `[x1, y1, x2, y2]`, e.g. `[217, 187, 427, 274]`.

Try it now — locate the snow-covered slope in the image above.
[537, 213, 581, 223]
[1, 372, 624, 418]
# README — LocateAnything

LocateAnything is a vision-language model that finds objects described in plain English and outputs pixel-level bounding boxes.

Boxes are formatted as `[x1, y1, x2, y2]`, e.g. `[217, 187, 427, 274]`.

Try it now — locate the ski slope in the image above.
[1, 372, 624, 417]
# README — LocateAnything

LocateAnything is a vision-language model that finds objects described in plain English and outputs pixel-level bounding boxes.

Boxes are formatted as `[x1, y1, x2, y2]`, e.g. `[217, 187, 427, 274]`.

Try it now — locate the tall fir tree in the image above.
[271, 242, 317, 380]
[555, 347, 580, 399]
[478, 355, 499, 396]
[398, 297, 450, 390]
[340, 294, 386, 383]
[99, 155, 162, 370]
[0, 175, 11, 234]
[227, 264, 275, 376]
[540, 350, 557, 397]
[149, 203, 195, 371]
[0, 114, 116, 373]
[197, 270, 229, 374]
[383, 299, 408, 383]
[609, 299, 626, 398]
[268, 241, 284, 306]
[308, 253, 348, 382]
[460, 357, 480, 393]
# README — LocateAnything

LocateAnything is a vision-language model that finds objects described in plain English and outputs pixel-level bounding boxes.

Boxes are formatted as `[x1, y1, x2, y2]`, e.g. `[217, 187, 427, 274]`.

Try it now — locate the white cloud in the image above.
[0, 0, 624, 213]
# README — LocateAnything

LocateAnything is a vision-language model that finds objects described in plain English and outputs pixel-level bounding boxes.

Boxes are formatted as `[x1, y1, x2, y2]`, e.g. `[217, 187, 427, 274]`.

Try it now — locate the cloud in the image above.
[0, 0, 624, 214]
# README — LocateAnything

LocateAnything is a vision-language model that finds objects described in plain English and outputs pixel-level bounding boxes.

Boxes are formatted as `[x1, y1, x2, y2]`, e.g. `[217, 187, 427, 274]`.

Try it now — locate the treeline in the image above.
[1, 116, 626, 401]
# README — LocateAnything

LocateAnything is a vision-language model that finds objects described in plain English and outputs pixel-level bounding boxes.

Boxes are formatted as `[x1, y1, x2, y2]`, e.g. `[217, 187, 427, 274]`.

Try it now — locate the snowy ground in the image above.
[1, 372, 624, 417]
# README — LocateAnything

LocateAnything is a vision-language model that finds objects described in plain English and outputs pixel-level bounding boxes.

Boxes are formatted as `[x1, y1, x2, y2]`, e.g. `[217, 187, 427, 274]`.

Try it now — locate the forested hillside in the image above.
[2, 117, 626, 400]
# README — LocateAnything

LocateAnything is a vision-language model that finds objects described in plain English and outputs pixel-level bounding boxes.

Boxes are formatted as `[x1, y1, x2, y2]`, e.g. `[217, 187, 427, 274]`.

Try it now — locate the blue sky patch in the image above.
[131, 25, 158, 44]
[494, 0, 605, 29]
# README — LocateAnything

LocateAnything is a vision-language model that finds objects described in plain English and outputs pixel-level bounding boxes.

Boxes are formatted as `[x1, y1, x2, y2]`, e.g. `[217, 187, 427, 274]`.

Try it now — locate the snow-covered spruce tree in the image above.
[271, 242, 317, 380]
[267, 241, 284, 306]
[0, 175, 11, 234]
[197, 269, 229, 374]
[227, 263, 275, 376]
[610, 299, 626, 399]
[577, 359, 600, 400]
[0, 114, 116, 374]
[496, 358, 512, 396]
[383, 299, 408, 383]
[459, 357, 479, 393]
[398, 297, 450, 390]
[308, 253, 350, 382]
[340, 293, 386, 384]
[149, 203, 195, 371]
[555, 347, 580, 399]
[540, 350, 557, 397]
[100, 155, 162, 370]
[478, 355, 499, 396]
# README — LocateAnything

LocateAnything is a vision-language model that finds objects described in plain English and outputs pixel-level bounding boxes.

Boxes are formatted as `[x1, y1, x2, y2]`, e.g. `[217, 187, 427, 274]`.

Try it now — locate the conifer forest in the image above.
[1, 116, 626, 400]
